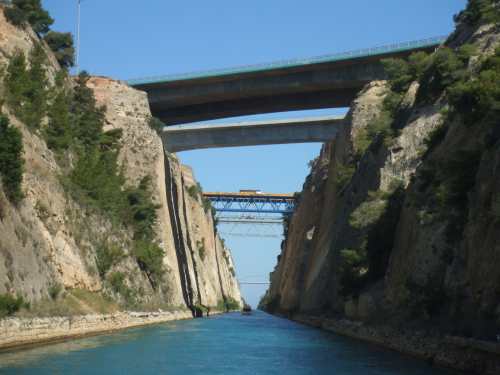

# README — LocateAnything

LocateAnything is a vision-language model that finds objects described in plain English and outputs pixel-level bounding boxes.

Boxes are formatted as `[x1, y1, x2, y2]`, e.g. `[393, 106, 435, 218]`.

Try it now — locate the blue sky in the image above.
[44, 0, 466, 307]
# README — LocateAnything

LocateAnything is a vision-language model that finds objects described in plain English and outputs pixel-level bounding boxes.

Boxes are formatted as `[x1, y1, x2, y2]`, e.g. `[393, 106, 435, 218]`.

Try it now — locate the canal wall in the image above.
[0, 310, 193, 351]
[292, 315, 500, 375]
[260, 7, 500, 375]
[0, 3, 241, 321]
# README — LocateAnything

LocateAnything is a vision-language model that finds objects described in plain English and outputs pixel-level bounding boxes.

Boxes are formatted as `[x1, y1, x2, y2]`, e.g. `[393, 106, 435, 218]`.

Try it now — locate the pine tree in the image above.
[46, 73, 72, 151]
[0, 115, 24, 203]
[71, 72, 105, 150]
[43, 31, 75, 69]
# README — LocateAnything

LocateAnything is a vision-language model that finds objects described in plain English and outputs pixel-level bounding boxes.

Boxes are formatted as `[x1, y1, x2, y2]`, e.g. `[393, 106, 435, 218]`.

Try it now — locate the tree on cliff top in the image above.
[5, 0, 54, 34]
[454, 0, 500, 26]
[43, 31, 75, 69]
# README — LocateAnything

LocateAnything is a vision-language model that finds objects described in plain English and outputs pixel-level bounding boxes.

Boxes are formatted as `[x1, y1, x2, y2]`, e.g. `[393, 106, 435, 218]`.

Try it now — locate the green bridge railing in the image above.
[127, 35, 447, 86]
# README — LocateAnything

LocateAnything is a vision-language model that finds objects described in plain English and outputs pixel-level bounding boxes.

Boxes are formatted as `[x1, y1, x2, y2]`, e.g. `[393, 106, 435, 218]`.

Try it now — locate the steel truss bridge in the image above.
[203, 192, 296, 238]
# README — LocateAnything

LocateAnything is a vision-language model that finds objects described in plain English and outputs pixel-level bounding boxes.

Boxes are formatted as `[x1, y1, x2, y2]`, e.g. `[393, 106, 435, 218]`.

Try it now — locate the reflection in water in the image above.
[0, 312, 457, 375]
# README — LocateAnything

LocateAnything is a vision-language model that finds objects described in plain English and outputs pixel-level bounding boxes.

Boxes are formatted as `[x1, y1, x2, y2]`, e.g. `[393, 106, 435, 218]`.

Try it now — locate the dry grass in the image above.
[17, 289, 119, 318]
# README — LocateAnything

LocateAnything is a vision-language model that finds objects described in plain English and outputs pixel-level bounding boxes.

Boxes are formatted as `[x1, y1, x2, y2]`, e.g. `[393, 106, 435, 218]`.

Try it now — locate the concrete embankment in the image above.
[292, 315, 500, 375]
[0, 310, 194, 351]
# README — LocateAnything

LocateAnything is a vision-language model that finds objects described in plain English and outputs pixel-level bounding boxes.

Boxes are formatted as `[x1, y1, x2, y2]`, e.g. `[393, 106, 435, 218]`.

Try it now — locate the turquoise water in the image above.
[0, 312, 457, 374]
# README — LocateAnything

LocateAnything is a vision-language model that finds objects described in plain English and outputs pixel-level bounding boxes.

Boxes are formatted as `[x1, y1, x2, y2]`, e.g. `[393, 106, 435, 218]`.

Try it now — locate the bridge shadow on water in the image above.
[0, 311, 458, 375]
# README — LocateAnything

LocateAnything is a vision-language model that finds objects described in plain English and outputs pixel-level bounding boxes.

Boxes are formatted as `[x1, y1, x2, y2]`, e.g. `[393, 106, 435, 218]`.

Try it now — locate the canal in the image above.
[0, 312, 457, 374]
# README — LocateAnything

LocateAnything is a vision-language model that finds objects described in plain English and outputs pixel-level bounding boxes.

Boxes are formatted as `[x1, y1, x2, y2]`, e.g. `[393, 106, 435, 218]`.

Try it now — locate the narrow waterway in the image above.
[0, 312, 457, 374]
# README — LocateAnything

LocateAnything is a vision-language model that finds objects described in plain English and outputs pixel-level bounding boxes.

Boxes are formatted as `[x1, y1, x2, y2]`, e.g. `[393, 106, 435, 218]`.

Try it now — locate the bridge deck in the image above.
[203, 192, 295, 199]
[128, 36, 446, 86]
[130, 36, 447, 125]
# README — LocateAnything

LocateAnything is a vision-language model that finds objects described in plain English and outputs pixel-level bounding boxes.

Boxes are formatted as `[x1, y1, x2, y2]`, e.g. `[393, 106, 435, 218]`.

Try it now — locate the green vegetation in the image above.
[4, 0, 75, 69]
[43, 31, 74, 68]
[45, 72, 72, 151]
[423, 123, 449, 156]
[18, 289, 119, 317]
[447, 47, 500, 133]
[338, 246, 367, 297]
[354, 60, 411, 157]
[335, 162, 355, 191]
[108, 272, 135, 305]
[0, 293, 29, 317]
[403, 279, 446, 319]
[126, 176, 161, 241]
[353, 53, 431, 158]
[148, 116, 164, 135]
[48, 283, 62, 300]
[4, 47, 165, 289]
[132, 240, 164, 289]
[454, 0, 500, 27]
[186, 183, 202, 200]
[193, 303, 208, 317]
[0, 115, 24, 203]
[4, 45, 49, 129]
[96, 243, 125, 278]
[349, 190, 391, 229]
[216, 297, 240, 311]
[5, 0, 54, 34]
[342, 182, 404, 297]
[417, 45, 474, 105]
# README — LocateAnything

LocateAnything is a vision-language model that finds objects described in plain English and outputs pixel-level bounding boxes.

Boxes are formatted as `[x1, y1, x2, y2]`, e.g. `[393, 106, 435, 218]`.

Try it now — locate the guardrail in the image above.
[127, 35, 447, 86]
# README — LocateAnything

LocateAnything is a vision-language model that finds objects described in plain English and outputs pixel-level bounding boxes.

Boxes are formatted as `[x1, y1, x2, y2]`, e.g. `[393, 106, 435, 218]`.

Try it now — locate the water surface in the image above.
[0, 312, 457, 374]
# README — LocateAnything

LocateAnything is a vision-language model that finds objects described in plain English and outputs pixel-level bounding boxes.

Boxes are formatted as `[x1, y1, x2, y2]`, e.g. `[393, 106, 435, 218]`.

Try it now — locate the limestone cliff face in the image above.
[264, 81, 390, 314]
[262, 21, 500, 338]
[0, 8, 241, 314]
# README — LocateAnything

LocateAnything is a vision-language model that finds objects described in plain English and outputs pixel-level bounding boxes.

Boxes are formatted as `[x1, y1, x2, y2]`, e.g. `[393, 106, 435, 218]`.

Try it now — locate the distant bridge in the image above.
[205, 192, 294, 238]
[129, 36, 445, 125]
[203, 191, 296, 214]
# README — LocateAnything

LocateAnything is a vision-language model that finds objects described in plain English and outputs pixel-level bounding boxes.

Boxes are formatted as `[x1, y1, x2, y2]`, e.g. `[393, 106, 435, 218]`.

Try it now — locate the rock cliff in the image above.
[0, 6, 241, 317]
[261, 5, 500, 370]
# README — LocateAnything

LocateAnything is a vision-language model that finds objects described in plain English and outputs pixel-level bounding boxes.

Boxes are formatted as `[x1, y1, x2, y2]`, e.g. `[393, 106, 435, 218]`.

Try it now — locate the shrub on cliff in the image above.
[338, 247, 368, 297]
[126, 176, 160, 241]
[43, 31, 75, 69]
[96, 243, 125, 278]
[217, 297, 240, 311]
[108, 272, 135, 305]
[133, 240, 165, 289]
[454, 0, 500, 27]
[0, 294, 28, 317]
[335, 162, 355, 192]
[186, 183, 202, 200]
[417, 46, 473, 104]
[349, 190, 391, 230]
[447, 47, 500, 132]
[5, 0, 53, 34]
[148, 116, 164, 135]
[0, 115, 24, 203]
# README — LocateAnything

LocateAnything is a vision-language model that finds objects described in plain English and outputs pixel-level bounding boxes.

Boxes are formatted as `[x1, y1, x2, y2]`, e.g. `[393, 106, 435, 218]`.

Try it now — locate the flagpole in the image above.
[76, 0, 81, 74]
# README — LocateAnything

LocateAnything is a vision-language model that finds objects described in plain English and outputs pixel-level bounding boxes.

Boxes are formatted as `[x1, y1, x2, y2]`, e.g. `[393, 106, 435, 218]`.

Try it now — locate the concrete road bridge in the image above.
[128, 36, 445, 126]
[162, 115, 344, 152]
